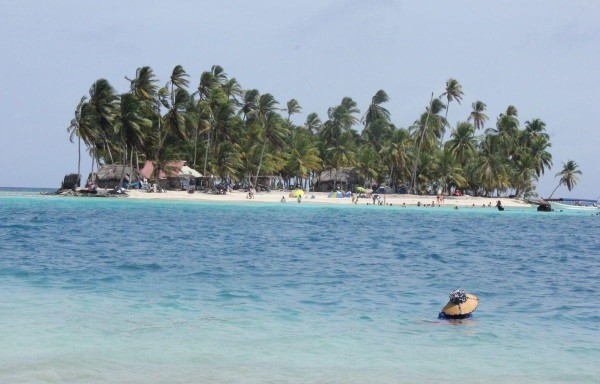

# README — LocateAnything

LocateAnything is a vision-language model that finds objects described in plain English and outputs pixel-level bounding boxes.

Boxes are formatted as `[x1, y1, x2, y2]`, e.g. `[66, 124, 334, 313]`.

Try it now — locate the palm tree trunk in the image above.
[203, 129, 210, 176]
[129, 146, 135, 188]
[255, 138, 267, 187]
[119, 143, 127, 189]
[411, 92, 434, 194]
[548, 182, 562, 199]
[193, 126, 198, 167]
[440, 104, 449, 147]
[90, 147, 96, 183]
[104, 137, 114, 164]
[77, 135, 81, 187]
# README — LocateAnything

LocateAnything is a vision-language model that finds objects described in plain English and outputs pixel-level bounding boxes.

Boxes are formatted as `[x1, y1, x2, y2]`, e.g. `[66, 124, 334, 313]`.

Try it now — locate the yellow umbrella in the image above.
[289, 189, 305, 198]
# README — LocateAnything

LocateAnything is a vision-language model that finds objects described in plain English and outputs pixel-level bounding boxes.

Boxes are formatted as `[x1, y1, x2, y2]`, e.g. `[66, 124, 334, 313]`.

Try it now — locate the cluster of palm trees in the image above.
[67, 66, 575, 197]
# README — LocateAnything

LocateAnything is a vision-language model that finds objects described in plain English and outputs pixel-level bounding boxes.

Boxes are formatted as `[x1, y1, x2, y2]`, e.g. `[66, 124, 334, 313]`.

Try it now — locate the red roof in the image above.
[140, 160, 186, 179]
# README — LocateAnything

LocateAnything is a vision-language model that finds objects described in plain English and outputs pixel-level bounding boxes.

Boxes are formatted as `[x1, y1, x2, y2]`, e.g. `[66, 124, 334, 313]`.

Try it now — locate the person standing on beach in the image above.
[297, 195, 302, 203]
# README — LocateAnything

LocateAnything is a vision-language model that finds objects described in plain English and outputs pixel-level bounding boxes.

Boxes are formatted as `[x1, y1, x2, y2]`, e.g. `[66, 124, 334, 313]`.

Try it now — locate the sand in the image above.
[125, 189, 532, 208]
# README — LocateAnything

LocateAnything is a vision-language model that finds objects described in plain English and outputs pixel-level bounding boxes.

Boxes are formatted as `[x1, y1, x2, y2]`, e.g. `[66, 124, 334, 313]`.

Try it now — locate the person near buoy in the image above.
[438, 289, 479, 319]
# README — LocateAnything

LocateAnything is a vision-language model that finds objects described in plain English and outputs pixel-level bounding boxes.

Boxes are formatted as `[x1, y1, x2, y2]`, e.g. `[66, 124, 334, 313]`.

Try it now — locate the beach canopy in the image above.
[355, 187, 367, 193]
[179, 165, 202, 178]
[328, 191, 346, 198]
[289, 189, 304, 197]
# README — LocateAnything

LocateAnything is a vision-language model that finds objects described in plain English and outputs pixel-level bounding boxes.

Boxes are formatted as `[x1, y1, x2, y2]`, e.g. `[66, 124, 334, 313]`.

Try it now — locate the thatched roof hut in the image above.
[316, 167, 359, 191]
[95, 165, 145, 189]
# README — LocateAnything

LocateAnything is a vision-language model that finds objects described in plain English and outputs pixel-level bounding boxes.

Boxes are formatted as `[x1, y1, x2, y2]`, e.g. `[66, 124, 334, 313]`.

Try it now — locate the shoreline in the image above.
[123, 189, 532, 208]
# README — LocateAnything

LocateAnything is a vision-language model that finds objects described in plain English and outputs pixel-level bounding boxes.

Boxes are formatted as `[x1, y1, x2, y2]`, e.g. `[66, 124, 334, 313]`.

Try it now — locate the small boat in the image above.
[545, 199, 599, 212]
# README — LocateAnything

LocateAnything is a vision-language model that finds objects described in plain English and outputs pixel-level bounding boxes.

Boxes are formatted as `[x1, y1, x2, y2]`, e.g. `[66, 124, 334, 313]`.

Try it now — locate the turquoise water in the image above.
[1, 192, 598, 383]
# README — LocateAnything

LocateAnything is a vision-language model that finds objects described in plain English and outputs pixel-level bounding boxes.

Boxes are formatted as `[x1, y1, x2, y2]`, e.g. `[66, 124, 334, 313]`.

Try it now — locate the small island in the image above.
[63, 65, 582, 206]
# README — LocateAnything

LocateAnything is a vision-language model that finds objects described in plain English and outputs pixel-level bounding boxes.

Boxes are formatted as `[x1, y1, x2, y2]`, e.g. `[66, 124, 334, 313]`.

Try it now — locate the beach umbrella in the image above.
[289, 189, 304, 198]
[355, 187, 367, 193]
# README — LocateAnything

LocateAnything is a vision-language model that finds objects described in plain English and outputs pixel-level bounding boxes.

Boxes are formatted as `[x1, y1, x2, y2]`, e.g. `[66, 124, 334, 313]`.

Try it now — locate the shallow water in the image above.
[0, 192, 599, 383]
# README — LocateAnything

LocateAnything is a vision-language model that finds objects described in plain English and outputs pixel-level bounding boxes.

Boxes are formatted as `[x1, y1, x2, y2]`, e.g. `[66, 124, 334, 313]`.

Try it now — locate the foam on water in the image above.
[1, 192, 599, 383]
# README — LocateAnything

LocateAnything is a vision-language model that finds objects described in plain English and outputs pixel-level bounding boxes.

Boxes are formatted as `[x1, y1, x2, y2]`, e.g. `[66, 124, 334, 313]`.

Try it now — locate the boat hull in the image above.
[548, 202, 598, 212]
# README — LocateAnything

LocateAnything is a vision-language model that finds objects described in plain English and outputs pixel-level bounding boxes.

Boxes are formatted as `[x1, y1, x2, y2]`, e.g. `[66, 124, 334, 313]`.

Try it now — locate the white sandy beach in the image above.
[125, 189, 532, 208]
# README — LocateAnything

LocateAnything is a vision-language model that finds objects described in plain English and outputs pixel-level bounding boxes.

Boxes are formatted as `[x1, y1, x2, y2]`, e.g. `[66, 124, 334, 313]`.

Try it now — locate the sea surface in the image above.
[1, 189, 598, 383]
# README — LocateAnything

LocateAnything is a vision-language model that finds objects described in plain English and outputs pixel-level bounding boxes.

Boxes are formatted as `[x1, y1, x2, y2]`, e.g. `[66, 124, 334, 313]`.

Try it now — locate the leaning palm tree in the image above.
[548, 160, 582, 198]
[468, 100, 489, 131]
[439, 78, 464, 145]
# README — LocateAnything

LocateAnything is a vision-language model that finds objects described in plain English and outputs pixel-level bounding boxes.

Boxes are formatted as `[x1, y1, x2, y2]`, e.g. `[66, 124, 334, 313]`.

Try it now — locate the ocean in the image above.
[0, 190, 598, 383]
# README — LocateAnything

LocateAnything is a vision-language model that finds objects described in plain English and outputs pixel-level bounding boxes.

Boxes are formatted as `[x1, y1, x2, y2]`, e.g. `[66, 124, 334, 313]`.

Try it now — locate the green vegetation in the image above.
[68, 65, 560, 197]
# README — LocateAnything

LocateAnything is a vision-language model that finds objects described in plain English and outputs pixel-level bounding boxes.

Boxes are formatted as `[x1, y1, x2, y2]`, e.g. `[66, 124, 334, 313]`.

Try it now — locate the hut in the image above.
[140, 161, 202, 190]
[95, 165, 145, 189]
[316, 167, 359, 192]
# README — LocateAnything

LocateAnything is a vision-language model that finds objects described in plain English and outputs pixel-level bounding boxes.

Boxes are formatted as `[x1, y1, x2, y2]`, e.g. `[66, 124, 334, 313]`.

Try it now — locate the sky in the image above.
[0, 0, 598, 198]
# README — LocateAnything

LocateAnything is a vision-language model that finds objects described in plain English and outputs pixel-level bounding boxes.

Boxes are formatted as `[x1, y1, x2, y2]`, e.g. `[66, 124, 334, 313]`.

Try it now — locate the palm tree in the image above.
[380, 128, 412, 190]
[548, 160, 582, 198]
[410, 93, 437, 193]
[437, 148, 466, 194]
[223, 78, 243, 104]
[355, 144, 380, 187]
[67, 96, 94, 185]
[327, 132, 356, 189]
[304, 112, 322, 135]
[439, 78, 464, 144]
[255, 99, 287, 185]
[285, 99, 302, 122]
[445, 122, 477, 166]
[160, 87, 190, 141]
[362, 90, 391, 128]
[114, 93, 151, 187]
[285, 129, 322, 185]
[88, 79, 119, 164]
[468, 100, 489, 131]
[125, 66, 158, 102]
[528, 135, 553, 177]
[472, 135, 509, 196]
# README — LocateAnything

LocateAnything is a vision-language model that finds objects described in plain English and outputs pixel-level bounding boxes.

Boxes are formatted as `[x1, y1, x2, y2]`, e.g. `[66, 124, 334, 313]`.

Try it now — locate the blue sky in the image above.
[1, 0, 598, 198]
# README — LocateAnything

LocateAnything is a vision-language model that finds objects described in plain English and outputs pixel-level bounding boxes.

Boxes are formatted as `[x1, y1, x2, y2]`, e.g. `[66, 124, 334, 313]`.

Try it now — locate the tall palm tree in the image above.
[468, 100, 489, 131]
[304, 112, 322, 135]
[362, 90, 391, 128]
[114, 93, 151, 187]
[472, 135, 509, 196]
[439, 78, 464, 144]
[548, 160, 582, 198]
[380, 128, 412, 190]
[327, 132, 356, 189]
[67, 96, 96, 185]
[527, 135, 553, 177]
[125, 66, 158, 102]
[285, 99, 302, 122]
[523, 118, 550, 143]
[255, 104, 287, 185]
[88, 79, 119, 164]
